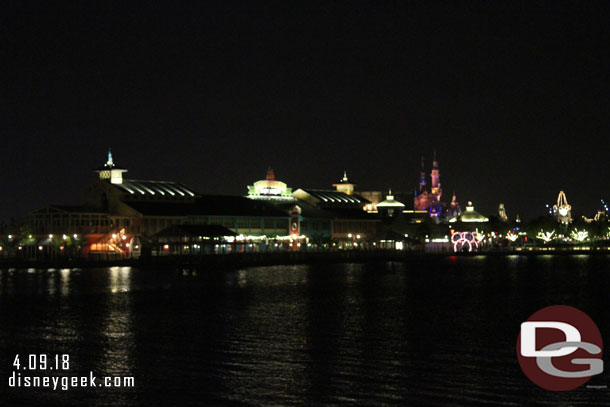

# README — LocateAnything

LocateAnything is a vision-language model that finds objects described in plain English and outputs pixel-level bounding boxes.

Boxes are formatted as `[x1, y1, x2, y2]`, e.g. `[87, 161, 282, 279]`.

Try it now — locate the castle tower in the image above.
[418, 156, 426, 193]
[449, 191, 461, 217]
[430, 149, 442, 204]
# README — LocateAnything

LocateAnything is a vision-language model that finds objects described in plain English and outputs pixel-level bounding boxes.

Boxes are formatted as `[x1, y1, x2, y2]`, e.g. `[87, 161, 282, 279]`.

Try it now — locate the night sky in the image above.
[3, 1, 609, 222]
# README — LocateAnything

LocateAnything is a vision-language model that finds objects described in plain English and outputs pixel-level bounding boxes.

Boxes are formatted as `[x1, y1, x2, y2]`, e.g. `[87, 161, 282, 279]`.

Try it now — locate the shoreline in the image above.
[0, 248, 608, 270]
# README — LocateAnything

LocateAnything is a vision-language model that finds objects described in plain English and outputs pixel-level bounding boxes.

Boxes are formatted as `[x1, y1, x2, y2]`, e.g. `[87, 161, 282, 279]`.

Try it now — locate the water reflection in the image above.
[109, 266, 131, 294]
[1, 256, 609, 406]
[60, 268, 71, 297]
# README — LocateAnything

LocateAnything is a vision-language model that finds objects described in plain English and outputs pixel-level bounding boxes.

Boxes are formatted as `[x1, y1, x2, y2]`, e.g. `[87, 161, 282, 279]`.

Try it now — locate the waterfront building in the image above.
[292, 187, 369, 209]
[376, 189, 405, 217]
[448, 201, 489, 223]
[153, 224, 237, 255]
[291, 177, 379, 245]
[360, 190, 413, 213]
[22, 151, 290, 258]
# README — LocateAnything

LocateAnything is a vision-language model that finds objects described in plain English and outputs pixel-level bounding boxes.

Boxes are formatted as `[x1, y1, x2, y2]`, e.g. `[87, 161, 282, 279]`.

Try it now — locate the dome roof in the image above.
[452, 201, 488, 222]
[377, 191, 406, 208]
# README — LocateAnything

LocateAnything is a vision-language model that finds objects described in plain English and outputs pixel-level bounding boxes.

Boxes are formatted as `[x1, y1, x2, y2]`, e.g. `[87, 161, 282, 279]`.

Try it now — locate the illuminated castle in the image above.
[413, 151, 444, 216]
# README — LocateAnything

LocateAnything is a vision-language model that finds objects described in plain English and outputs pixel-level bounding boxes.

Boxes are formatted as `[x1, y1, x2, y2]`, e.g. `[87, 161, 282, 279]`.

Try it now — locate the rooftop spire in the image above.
[266, 166, 275, 180]
[106, 148, 114, 168]
[341, 170, 349, 183]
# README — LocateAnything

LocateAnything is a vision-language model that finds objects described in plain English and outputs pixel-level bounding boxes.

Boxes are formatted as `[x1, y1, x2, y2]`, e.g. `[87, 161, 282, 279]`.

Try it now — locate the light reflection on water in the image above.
[0, 256, 609, 406]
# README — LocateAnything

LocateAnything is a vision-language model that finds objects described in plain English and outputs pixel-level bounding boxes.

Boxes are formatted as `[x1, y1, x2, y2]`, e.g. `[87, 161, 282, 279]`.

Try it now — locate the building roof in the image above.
[124, 195, 289, 218]
[332, 171, 356, 185]
[29, 205, 105, 215]
[112, 179, 198, 198]
[376, 193, 406, 208]
[122, 201, 194, 216]
[155, 224, 237, 238]
[449, 202, 489, 223]
[296, 189, 369, 205]
[192, 195, 289, 217]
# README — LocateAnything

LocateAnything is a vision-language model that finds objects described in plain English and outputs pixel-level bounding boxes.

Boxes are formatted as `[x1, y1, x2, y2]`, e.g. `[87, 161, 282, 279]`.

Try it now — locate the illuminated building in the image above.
[95, 148, 127, 184]
[376, 189, 405, 217]
[23, 150, 290, 257]
[430, 150, 442, 203]
[152, 224, 237, 255]
[414, 156, 432, 210]
[291, 176, 379, 243]
[498, 203, 508, 222]
[247, 167, 295, 201]
[332, 171, 356, 195]
[553, 190, 572, 224]
[448, 192, 461, 218]
[413, 152, 445, 216]
[448, 201, 489, 223]
[360, 190, 412, 213]
[292, 188, 369, 209]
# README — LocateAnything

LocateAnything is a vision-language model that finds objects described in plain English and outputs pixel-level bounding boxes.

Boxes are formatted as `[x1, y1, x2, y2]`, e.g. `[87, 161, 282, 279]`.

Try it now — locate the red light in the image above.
[450, 229, 455, 235]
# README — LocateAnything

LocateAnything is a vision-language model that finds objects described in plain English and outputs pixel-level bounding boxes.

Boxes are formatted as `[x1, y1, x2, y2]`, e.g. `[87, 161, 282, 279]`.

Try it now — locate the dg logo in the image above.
[516, 305, 603, 391]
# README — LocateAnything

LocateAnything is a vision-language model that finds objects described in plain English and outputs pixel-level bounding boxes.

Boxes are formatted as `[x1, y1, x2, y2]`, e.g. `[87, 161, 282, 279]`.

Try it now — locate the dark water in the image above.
[1, 255, 610, 406]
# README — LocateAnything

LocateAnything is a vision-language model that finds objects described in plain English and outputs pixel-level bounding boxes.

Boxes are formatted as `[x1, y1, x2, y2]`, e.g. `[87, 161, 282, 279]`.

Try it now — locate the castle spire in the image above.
[430, 150, 441, 202]
[419, 156, 426, 192]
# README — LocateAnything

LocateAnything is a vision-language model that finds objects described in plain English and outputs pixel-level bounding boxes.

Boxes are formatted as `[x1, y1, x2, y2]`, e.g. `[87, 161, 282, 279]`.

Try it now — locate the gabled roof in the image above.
[296, 189, 370, 205]
[29, 205, 104, 215]
[191, 195, 289, 217]
[121, 201, 194, 216]
[124, 195, 289, 217]
[112, 179, 198, 198]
